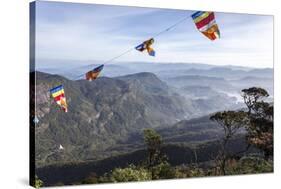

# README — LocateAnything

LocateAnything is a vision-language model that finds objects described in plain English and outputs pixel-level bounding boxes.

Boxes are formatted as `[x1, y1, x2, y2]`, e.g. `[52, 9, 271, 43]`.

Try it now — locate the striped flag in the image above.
[192, 11, 220, 40]
[86, 64, 104, 81]
[135, 38, 156, 56]
[50, 85, 68, 112]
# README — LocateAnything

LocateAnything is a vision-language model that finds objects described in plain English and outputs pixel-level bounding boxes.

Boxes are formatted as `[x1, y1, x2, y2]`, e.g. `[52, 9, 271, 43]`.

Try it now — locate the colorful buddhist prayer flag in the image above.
[85, 64, 104, 81]
[135, 38, 156, 56]
[50, 85, 68, 112]
[191, 11, 220, 40]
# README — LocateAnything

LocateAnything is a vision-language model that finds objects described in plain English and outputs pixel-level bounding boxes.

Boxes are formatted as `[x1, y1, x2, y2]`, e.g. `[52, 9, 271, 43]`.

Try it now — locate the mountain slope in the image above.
[34, 71, 195, 166]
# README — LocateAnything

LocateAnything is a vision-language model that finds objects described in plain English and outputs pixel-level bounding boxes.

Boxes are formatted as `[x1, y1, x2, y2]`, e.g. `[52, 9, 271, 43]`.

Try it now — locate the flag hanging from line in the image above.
[85, 64, 104, 81]
[50, 85, 68, 112]
[191, 11, 220, 41]
[135, 38, 156, 56]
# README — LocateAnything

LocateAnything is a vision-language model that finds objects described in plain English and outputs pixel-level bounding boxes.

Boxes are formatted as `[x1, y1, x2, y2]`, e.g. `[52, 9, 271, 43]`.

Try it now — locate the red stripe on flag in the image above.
[54, 93, 65, 101]
[195, 12, 215, 29]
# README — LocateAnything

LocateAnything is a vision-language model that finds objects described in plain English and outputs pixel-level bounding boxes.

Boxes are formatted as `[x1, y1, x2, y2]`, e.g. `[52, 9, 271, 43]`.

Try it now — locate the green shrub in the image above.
[110, 165, 151, 182]
[151, 161, 176, 179]
[226, 156, 273, 174]
[33, 175, 43, 189]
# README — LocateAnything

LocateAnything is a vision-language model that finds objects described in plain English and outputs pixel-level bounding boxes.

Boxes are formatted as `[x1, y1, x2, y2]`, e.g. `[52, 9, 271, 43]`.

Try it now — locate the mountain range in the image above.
[34, 62, 273, 169]
[34, 69, 249, 167]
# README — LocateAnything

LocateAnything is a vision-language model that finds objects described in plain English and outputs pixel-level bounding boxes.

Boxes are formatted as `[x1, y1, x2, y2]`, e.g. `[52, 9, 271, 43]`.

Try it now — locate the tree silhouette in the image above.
[143, 128, 174, 179]
[242, 87, 269, 115]
[241, 87, 273, 159]
[210, 111, 248, 175]
[143, 129, 162, 168]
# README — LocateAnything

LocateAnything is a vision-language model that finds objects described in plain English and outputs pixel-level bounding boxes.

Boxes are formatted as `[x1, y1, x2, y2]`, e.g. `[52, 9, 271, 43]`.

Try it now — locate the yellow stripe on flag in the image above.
[193, 12, 210, 23]
[51, 89, 64, 97]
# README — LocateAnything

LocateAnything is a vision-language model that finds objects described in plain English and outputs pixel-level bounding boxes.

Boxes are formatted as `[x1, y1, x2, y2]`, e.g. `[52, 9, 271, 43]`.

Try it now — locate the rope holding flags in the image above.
[49, 10, 221, 113]
[75, 11, 220, 81]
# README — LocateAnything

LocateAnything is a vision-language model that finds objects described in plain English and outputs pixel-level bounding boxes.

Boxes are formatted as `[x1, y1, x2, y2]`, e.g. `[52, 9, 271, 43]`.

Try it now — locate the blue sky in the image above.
[35, 1, 273, 68]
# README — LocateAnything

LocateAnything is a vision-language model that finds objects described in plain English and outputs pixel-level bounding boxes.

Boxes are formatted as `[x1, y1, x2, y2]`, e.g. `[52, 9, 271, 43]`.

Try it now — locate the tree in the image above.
[242, 87, 269, 115]
[143, 128, 174, 179]
[241, 87, 273, 159]
[210, 111, 248, 175]
[143, 129, 163, 168]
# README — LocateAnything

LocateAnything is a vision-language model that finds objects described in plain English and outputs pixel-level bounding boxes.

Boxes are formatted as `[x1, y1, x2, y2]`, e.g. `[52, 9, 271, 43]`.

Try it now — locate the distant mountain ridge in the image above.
[36, 59, 272, 80]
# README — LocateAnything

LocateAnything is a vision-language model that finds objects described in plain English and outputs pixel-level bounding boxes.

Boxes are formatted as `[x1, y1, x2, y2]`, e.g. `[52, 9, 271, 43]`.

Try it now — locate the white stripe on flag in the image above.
[198, 19, 216, 32]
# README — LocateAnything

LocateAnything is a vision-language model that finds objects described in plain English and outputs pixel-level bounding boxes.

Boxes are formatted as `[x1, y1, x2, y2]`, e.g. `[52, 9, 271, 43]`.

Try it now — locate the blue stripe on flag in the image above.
[149, 50, 155, 56]
[93, 65, 104, 72]
[135, 43, 144, 50]
[191, 11, 205, 20]
[50, 85, 63, 93]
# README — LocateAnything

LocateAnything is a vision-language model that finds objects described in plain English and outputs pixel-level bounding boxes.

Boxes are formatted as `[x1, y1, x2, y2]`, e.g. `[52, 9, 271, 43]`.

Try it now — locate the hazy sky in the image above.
[35, 1, 273, 68]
